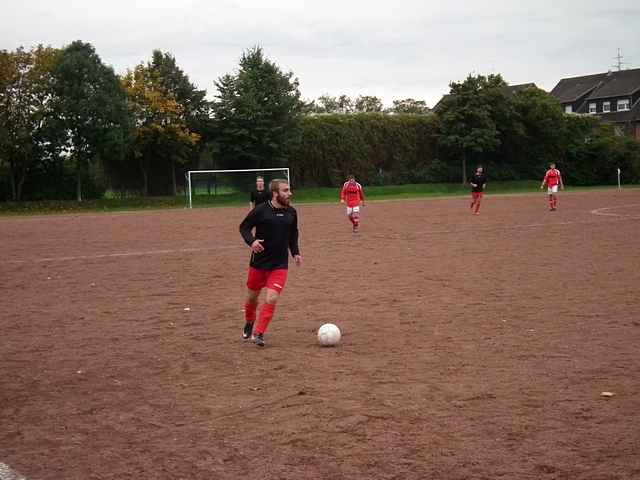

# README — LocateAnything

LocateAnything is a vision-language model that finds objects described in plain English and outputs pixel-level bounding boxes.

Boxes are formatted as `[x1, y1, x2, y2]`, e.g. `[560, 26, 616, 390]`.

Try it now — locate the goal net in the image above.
[186, 168, 290, 208]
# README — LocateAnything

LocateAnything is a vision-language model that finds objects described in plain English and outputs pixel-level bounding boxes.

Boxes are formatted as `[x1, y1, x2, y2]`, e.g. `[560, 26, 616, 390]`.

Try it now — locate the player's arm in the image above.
[359, 185, 365, 206]
[540, 171, 548, 189]
[239, 208, 264, 252]
[340, 184, 346, 203]
[289, 210, 302, 265]
[559, 171, 564, 189]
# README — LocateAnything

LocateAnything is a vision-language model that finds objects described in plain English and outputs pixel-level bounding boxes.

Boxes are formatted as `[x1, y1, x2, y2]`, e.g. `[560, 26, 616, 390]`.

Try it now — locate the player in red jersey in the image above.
[239, 179, 302, 347]
[340, 175, 365, 232]
[540, 162, 564, 211]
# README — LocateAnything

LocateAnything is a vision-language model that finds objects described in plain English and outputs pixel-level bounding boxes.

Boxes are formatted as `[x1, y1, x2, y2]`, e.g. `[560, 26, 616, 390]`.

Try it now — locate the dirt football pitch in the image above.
[2, 189, 640, 480]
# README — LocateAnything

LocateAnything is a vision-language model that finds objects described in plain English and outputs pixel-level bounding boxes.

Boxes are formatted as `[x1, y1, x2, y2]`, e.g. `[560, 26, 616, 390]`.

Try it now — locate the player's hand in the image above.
[293, 255, 302, 266]
[540, 185, 544, 190]
[340, 199, 345, 204]
[251, 239, 264, 253]
[471, 183, 477, 188]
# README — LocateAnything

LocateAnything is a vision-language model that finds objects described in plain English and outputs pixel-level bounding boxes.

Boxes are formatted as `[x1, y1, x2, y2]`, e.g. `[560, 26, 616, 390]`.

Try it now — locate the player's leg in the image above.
[346, 206, 354, 226]
[351, 206, 360, 232]
[243, 268, 266, 339]
[474, 193, 482, 214]
[549, 186, 558, 210]
[253, 269, 288, 346]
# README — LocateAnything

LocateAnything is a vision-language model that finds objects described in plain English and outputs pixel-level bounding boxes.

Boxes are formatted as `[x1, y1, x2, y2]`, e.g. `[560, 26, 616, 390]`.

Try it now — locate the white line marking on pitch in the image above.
[590, 204, 640, 218]
[3, 245, 243, 265]
[0, 463, 27, 480]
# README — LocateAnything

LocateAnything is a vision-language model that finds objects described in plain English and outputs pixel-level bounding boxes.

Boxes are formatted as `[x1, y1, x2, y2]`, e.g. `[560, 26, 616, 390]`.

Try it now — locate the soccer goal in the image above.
[186, 168, 290, 208]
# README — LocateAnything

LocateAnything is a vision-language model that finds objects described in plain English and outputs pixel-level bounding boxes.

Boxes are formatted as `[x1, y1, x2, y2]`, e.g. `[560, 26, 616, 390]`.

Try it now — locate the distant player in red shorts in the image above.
[540, 162, 564, 211]
[340, 174, 365, 232]
[469, 165, 487, 215]
[239, 179, 302, 347]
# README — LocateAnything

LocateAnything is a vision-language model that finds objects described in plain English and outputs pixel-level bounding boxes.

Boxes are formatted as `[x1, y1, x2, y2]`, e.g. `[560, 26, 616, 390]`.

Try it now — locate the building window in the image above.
[603, 101, 611, 112]
[618, 99, 630, 111]
[564, 105, 573, 113]
[588, 102, 597, 114]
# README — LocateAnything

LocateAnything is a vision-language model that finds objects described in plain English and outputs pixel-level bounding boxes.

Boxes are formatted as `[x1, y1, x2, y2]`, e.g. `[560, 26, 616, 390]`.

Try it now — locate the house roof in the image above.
[586, 69, 640, 100]
[550, 68, 640, 104]
[550, 73, 607, 103]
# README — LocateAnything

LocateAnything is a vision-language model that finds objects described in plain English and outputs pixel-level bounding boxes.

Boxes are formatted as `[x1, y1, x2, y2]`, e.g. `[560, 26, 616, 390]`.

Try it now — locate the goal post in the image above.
[186, 167, 290, 208]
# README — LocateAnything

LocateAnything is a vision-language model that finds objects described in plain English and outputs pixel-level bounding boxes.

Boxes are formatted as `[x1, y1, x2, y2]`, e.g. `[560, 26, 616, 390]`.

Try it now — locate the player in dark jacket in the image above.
[239, 179, 302, 347]
[249, 176, 270, 210]
[469, 166, 487, 215]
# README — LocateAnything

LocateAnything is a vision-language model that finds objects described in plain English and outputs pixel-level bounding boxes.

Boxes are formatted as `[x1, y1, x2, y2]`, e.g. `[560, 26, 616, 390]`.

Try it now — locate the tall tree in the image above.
[438, 74, 507, 183]
[354, 95, 384, 113]
[122, 62, 200, 196]
[50, 41, 131, 201]
[0, 45, 59, 200]
[389, 98, 430, 115]
[213, 46, 304, 169]
[148, 50, 209, 194]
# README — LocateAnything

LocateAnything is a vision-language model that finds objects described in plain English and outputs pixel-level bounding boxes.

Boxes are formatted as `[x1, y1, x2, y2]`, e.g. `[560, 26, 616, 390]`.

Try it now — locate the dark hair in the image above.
[347, 174, 355, 180]
[256, 176, 264, 181]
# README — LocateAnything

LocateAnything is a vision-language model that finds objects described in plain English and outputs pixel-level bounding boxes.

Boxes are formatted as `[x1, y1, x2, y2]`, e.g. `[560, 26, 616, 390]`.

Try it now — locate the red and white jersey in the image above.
[340, 181, 365, 207]
[543, 168, 563, 187]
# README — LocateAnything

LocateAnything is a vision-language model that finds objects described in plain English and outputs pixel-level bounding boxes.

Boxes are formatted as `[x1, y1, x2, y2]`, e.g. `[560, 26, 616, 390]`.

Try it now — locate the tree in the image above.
[122, 62, 200, 196]
[148, 50, 209, 194]
[312, 94, 339, 114]
[389, 98, 430, 115]
[0, 46, 59, 200]
[50, 41, 131, 201]
[213, 46, 304, 169]
[354, 95, 383, 113]
[505, 87, 565, 178]
[437, 74, 507, 183]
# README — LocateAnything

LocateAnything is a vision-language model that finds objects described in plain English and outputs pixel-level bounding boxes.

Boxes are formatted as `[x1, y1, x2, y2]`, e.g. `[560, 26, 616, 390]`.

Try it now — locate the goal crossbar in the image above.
[187, 167, 290, 208]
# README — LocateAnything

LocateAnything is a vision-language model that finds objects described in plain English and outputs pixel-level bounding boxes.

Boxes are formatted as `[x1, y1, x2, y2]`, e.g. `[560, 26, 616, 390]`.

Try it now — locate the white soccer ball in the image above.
[317, 323, 341, 347]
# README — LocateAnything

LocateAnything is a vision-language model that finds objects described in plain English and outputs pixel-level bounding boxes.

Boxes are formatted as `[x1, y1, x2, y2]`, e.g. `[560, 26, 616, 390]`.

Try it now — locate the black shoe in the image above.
[254, 333, 265, 347]
[243, 322, 254, 340]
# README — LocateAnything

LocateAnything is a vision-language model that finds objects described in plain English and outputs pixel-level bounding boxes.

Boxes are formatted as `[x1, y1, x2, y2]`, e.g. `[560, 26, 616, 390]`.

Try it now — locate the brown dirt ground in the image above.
[1, 189, 640, 480]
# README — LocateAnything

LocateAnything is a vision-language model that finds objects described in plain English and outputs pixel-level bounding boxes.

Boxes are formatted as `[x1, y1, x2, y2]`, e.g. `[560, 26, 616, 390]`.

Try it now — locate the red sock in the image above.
[553, 198, 558, 209]
[244, 302, 257, 323]
[549, 197, 554, 209]
[353, 216, 359, 227]
[348, 215, 354, 225]
[474, 203, 480, 213]
[255, 303, 276, 335]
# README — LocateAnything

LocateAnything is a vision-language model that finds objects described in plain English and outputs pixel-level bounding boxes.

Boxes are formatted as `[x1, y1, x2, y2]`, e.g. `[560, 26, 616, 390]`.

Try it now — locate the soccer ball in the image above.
[317, 323, 341, 347]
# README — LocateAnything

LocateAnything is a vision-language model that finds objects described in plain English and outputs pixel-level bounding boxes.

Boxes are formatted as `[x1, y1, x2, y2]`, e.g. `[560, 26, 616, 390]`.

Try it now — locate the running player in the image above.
[469, 165, 487, 215]
[540, 162, 564, 211]
[239, 179, 302, 347]
[249, 176, 270, 210]
[340, 175, 365, 232]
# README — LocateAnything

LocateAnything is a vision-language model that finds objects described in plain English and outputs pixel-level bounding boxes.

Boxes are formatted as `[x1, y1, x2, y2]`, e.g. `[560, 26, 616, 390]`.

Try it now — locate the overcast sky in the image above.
[3, 0, 639, 107]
